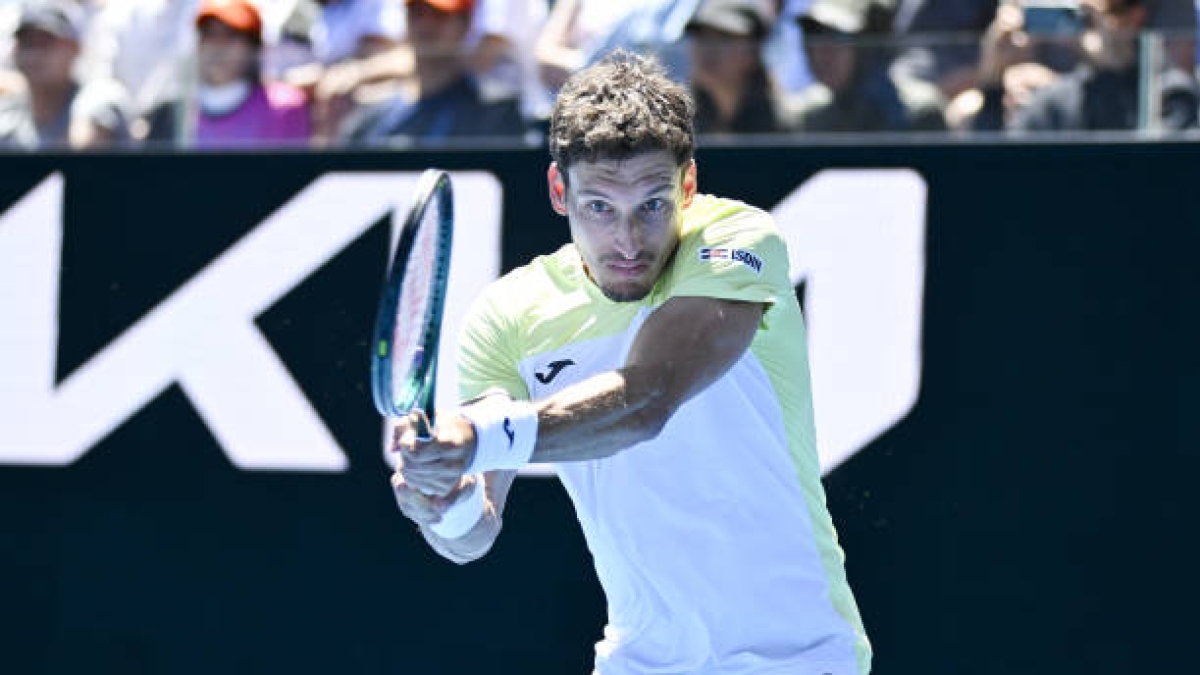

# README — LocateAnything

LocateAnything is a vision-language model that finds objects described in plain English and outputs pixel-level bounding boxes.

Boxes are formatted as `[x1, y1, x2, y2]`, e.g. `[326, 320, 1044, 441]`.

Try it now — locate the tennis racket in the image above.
[371, 169, 454, 439]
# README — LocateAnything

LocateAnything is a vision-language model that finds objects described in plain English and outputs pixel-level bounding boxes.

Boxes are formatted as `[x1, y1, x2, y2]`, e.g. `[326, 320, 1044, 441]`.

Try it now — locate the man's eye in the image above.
[642, 198, 666, 212]
[586, 201, 612, 214]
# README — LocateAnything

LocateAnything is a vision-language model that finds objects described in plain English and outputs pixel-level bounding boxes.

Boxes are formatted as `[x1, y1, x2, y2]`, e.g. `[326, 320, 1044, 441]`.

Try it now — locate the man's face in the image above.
[688, 27, 760, 90]
[549, 151, 697, 302]
[1080, 0, 1146, 70]
[406, 2, 469, 60]
[803, 27, 857, 92]
[13, 27, 77, 88]
[197, 19, 256, 85]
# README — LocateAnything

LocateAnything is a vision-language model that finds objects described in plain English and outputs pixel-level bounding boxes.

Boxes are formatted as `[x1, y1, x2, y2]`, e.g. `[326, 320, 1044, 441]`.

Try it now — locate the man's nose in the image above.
[612, 220, 641, 258]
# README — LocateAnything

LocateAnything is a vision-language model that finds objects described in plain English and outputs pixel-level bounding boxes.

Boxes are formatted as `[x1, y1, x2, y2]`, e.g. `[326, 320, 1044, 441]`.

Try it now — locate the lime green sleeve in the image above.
[456, 287, 530, 403]
[664, 199, 793, 317]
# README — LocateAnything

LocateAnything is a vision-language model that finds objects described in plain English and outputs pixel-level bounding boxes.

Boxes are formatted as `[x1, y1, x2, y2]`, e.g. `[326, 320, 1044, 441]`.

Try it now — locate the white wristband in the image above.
[459, 397, 539, 474]
[428, 474, 486, 539]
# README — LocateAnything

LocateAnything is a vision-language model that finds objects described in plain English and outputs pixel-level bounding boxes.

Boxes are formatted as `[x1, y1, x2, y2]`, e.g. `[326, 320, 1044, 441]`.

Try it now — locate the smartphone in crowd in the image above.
[1021, 0, 1085, 35]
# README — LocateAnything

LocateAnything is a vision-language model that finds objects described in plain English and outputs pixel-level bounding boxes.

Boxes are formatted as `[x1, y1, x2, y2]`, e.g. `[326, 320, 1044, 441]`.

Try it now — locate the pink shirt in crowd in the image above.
[196, 82, 311, 146]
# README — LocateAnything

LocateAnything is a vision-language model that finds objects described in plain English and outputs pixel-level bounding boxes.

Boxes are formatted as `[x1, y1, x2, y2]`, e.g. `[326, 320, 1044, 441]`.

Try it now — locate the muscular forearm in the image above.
[522, 300, 762, 464]
[404, 298, 760, 513]
[410, 364, 675, 559]
[530, 364, 673, 463]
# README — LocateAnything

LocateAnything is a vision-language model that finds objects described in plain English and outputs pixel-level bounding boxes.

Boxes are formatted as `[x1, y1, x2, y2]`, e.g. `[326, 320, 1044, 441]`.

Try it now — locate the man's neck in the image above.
[30, 81, 74, 128]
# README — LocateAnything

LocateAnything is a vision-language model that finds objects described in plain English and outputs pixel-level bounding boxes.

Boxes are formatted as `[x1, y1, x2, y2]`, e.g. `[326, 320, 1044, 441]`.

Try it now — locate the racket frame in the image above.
[370, 169, 454, 438]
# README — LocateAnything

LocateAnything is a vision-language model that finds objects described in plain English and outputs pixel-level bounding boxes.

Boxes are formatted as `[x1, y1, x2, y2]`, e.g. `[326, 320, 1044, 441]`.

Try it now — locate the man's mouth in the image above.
[605, 260, 649, 277]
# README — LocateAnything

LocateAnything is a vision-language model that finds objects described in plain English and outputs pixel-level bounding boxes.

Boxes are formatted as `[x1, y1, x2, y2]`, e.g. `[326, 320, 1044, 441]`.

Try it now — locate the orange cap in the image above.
[406, 0, 476, 15]
[196, 0, 263, 38]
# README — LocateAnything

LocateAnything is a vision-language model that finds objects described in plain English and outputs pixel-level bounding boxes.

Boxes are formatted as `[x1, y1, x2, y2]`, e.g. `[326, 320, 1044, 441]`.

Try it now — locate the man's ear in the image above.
[681, 159, 697, 209]
[548, 163, 568, 215]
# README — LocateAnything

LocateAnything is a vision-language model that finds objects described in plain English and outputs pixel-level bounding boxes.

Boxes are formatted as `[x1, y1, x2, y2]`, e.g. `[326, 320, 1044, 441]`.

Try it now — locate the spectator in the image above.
[0, 0, 131, 148]
[766, 0, 816, 95]
[946, 1, 1063, 130]
[686, 0, 788, 133]
[82, 1, 333, 116]
[1007, 0, 1199, 130]
[216, 0, 400, 141]
[339, 0, 524, 145]
[79, 0, 199, 119]
[256, 0, 323, 80]
[890, 0, 1002, 100]
[308, 0, 549, 144]
[286, 0, 406, 143]
[311, 0, 403, 64]
[464, 0, 550, 118]
[892, 0, 1197, 102]
[534, 0, 645, 90]
[145, 0, 312, 146]
[787, 0, 945, 131]
[572, 0, 707, 83]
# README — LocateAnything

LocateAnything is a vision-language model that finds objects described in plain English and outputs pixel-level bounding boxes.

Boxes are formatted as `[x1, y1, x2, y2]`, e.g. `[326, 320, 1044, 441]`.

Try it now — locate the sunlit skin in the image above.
[548, 152, 698, 302]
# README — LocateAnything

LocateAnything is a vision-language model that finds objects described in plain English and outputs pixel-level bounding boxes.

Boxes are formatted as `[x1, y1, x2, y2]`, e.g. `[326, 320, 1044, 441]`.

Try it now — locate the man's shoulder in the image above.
[473, 244, 583, 319]
[464, 244, 624, 362]
[681, 194, 778, 247]
[659, 194, 789, 302]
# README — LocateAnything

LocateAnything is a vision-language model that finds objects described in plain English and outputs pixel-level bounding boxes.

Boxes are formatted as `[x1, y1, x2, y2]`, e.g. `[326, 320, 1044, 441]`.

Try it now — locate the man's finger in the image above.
[399, 462, 466, 484]
[391, 475, 442, 522]
[405, 472, 457, 498]
[391, 421, 419, 453]
[402, 447, 449, 465]
[405, 442, 469, 465]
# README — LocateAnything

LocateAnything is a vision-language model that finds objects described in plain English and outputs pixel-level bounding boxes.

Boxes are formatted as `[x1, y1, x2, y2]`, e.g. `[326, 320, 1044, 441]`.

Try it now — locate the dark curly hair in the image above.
[548, 50, 695, 182]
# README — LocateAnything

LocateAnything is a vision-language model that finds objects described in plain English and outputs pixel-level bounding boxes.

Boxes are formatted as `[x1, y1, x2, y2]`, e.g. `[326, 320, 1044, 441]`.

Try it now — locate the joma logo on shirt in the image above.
[535, 359, 575, 384]
[698, 247, 763, 274]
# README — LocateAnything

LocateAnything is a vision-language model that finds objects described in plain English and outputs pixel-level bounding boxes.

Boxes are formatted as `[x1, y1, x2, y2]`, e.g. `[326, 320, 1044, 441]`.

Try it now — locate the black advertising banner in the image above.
[0, 143, 1193, 674]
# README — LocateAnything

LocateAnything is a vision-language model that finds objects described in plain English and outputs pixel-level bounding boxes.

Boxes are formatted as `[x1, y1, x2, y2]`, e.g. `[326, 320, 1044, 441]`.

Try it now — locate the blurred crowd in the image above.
[0, 0, 1197, 149]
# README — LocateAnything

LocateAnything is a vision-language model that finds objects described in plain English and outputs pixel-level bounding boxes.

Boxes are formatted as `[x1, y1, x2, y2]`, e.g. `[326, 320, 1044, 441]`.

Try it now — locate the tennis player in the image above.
[391, 51, 872, 675]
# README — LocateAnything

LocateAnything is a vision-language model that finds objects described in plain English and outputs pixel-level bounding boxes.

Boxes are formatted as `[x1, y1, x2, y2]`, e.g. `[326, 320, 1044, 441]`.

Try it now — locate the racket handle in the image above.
[412, 409, 433, 441]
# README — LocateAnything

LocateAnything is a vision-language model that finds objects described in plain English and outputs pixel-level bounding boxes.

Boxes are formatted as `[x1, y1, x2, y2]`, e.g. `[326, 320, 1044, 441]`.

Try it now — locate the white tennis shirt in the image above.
[458, 194, 871, 674]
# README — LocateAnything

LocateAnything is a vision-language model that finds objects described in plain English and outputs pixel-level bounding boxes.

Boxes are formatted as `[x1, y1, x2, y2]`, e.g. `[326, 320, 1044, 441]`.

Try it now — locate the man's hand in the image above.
[390, 470, 480, 529]
[392, 412, 478, 496]
[979, 2, 1033, 87]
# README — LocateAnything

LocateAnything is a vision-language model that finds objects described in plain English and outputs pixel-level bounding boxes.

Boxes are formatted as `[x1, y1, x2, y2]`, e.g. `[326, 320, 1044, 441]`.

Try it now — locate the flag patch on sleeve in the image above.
[698, 247, 763, 274]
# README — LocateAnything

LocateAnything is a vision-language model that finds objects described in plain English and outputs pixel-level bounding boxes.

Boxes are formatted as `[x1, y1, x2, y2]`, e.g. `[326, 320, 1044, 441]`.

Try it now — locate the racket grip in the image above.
[412, 409, 433, 441]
